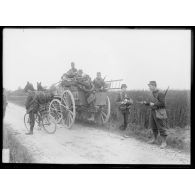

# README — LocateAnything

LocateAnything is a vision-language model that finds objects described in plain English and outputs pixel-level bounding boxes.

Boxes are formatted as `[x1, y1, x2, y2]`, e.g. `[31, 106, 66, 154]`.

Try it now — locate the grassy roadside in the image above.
[3, 124, 34, 163]
[105, 119, 190, 153]
[77, 118, 191, 153]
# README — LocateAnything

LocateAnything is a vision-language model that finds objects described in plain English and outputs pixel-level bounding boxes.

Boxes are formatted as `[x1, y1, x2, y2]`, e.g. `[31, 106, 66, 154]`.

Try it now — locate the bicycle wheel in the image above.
[24, 113, 30, 132]
[24, 113, 41, 132]
[42, 113, 57, 134]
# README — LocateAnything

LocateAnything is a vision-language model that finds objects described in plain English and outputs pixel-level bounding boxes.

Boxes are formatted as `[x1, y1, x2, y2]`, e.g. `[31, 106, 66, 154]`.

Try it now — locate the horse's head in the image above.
[24, 81, 35, 93]
[37, 82, 45, 91]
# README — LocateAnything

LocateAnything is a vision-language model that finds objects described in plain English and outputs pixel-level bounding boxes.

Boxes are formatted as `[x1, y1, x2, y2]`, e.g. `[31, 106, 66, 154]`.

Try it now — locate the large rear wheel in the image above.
[49, 99, 63, 124]
[61, 90, 76, 129]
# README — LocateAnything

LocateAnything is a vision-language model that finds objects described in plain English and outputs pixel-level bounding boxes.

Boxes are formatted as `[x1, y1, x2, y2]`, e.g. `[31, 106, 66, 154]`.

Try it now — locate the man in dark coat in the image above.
[146, 81, 168, 148]
[116, 84, 133, 130]
[24, 87, 39, 135]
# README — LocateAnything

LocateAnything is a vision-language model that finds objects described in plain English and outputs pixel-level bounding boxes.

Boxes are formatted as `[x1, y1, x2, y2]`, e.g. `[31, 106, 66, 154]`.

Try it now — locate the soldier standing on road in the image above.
[116, 84, 133, 130]
[24, 84, 39, 135]
[145, 81, 168, 149]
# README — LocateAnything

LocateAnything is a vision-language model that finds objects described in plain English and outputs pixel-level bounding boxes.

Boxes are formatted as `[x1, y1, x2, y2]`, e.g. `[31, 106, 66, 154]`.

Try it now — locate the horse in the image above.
[24, 81, 35, 92]
[37, 82, 46, 91]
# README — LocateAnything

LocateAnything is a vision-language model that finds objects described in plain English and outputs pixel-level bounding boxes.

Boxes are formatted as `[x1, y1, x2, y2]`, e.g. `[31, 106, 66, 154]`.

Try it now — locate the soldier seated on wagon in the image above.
[93, 72, 107, 92]
[61, 62, 78, 80]
[75, 69, 84, 81]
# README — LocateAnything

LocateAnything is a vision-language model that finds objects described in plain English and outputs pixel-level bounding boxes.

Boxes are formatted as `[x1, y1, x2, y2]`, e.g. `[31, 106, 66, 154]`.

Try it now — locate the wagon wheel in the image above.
[49, 99, 63, 124]
[99, 96, 110, 124]
[24, 113, 31, 132]
[42, 112, 57, 134]
[61, 90, 76, 129]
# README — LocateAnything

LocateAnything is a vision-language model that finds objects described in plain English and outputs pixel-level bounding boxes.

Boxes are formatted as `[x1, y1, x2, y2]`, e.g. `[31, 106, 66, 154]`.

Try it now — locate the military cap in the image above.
[148, 81, 157, 87]
[121, 84, 127, 89]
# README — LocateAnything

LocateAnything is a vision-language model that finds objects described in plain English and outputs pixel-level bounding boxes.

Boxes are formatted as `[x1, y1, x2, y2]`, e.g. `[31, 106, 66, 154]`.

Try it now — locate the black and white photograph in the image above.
[2, 28, 191, 165]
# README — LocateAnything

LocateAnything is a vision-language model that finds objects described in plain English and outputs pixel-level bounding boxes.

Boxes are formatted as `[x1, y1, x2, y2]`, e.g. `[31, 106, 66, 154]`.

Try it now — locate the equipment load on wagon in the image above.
[60, 62, 108, 93]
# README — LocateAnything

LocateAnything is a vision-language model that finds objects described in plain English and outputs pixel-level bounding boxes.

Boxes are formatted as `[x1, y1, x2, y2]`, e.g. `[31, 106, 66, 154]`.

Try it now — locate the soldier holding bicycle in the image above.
[24, 83, 39, 135]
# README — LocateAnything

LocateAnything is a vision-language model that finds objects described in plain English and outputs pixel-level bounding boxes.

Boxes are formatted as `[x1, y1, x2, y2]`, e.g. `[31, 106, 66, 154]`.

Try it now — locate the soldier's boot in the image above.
[148, 133, 158, 144]
[26, 127, 33, 135]
[160, 136, 167, 149]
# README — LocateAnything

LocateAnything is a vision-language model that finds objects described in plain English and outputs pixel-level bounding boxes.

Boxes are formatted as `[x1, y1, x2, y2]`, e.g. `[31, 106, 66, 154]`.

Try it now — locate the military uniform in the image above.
[25, 91, 39, 134]
[150, 89, 167, 138]
[66, 67, 78, 78]
[116, 90, 133, 130]
[61, 67, 78, 80]
[93, 77, 106, 91]
[25, 91, 54, 134]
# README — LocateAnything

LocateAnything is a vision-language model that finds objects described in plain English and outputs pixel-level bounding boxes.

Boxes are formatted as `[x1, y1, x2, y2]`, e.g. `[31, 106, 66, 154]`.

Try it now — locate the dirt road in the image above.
[3, 102, 190, 164]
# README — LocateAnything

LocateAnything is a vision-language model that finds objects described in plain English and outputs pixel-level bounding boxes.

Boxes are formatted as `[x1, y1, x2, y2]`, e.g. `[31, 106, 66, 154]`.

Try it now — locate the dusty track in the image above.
[4, 102, 190, 164]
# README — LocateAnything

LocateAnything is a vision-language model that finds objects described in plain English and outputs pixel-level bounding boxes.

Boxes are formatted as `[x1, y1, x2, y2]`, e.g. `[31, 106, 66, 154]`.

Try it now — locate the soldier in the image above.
[3, 88, 8, 118]
[116, 84, 133, 130]
[24, 84, 39, 135]
[93, 72, 106, 91]
[145, 81, 168, 149]
[80, 74, 96, 121]
[61, 62, 78, 79]
[76, 69, 83, 81]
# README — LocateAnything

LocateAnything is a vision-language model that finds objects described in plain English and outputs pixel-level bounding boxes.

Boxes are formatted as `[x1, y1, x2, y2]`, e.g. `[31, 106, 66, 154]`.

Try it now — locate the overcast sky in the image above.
[3, 28, 191, 91]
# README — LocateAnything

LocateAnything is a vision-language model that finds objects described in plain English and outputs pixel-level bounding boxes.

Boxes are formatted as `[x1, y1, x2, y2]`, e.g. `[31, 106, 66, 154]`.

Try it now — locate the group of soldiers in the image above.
[117, 81, 168, 149]
[61, 62, 107, 92]
[60, 62, 108, 121]
[61, 63, 168, 148]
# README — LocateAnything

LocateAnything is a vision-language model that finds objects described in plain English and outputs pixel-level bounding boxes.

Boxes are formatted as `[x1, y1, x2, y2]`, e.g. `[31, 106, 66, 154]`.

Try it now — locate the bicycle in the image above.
[24, 103, 57, 134]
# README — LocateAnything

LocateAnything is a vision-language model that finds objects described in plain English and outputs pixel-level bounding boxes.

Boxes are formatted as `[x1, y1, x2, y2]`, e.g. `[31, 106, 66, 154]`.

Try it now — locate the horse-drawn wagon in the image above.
[49, 78, 123, 129]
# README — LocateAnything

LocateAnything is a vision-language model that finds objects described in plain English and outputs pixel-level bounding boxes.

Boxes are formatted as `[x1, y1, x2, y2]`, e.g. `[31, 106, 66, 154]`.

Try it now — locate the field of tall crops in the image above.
[107, 90, 190, 129]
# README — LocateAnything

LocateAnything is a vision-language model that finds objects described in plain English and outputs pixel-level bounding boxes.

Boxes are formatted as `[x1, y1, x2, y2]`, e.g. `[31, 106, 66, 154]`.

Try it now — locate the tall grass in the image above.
[107, 90, 190, 129]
